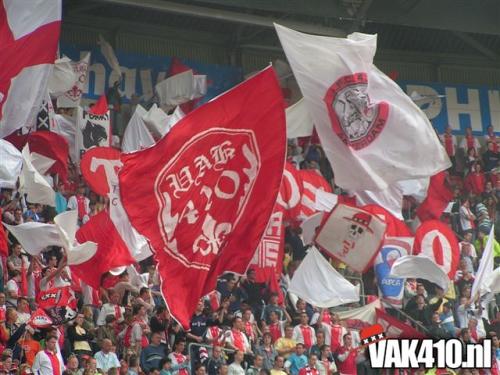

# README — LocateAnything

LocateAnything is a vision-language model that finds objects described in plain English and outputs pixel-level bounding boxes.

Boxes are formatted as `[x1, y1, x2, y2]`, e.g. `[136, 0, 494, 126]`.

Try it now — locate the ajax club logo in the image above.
[361, 324, 492, 369]
[324, 72, 389, 150]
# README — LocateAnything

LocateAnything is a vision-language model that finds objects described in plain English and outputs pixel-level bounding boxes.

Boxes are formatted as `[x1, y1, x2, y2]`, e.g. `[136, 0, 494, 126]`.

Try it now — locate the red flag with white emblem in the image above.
[413, 220, 459, 279]
[0, 0, 61, 138]
[119, 67, 286, 328]
[276, 162, 303, 221]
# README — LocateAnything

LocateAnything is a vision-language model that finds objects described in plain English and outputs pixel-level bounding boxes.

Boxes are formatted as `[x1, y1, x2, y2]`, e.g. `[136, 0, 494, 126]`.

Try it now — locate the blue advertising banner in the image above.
[399, 81, 500, 136]
[60, 43, 243, 105]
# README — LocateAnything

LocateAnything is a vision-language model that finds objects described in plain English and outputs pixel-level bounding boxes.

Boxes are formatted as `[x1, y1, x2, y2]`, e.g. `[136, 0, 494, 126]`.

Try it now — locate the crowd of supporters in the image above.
[0, 115, 499, 375]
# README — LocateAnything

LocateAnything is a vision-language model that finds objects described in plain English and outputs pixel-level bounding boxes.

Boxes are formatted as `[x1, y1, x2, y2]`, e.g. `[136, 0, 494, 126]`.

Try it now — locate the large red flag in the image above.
[0, 0, 61, 138]
[73, 210, 136, 289]
[119, 67, 286, 328]
[413, 220, 459, 279]
[27, 131, 69, 181]
[416, 172, 453, 222]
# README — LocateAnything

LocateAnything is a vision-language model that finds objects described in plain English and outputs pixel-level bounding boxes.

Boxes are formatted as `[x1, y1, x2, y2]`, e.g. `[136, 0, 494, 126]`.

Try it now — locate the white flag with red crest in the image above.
[275, 24, 450, 191]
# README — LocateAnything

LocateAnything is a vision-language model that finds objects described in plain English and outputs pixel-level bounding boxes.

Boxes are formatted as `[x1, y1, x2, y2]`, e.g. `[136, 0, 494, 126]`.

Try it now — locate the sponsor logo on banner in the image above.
[154, 130, 260, 270]
[324, 73, 389, 149]
[362, 324, 493, 369]
[374, 238, 413, 308]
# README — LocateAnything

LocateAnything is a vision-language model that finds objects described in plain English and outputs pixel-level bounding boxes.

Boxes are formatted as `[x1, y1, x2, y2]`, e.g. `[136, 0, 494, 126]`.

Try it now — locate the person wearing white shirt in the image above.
[293, 312, 316, 350]
[228, 350, 246, 375]
[5, 271, 21, 307]
[94, 339, 121, 373]
[97, 290, 125, 326]
[32, 334, 65, 375]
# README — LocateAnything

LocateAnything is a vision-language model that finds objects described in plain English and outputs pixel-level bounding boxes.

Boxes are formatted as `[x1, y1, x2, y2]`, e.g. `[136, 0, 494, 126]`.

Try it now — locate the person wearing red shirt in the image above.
[485, 125, 499, 153]
[336, 333, 359, 375]
[465, 163, 486, 195]
[298, 354, 320, 375]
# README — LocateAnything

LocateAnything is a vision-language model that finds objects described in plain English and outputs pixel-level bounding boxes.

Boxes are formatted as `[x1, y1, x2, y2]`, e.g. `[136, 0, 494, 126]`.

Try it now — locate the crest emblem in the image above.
[154, 129, 261, 270]
[324, 73, 389, 150]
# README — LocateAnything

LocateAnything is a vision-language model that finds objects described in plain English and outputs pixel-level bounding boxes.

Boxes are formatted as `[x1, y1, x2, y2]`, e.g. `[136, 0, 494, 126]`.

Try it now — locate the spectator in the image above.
[298, 354, 320, 375]
[97, 290, 125, 326]
[284, 343, 307, 375]
[97, 314, 118, 347]
[246, 354, 264, 375]
[336, 333, 359, 375]
[187, 300, 207, 344]
[255, 332, 277, 370]
[159, 357, 173, 375]
[205, 345, 226, 375]
[320, 312, 346, 354]
[293, 312, 316, 350]
[226, 317, 252, 354]
[274, 325, 296, 359]
[67, 313, 94, 359]
[65, 354, 83, 375]
[228, 350, 245, 375]
[270, 356, 287, 375]
[32, 334, 65, 375]
[168, 340, 190, 375]
[261, 292, 289, 325]
[317, 345, 336, 375]
[94, 338, 121, 373]
[141, 332, 167, 372]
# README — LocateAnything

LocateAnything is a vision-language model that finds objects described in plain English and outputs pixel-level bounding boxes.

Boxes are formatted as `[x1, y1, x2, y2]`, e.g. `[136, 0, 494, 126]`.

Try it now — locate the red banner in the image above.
[375, 308, 427, 339]
[119, 67, 286, 328]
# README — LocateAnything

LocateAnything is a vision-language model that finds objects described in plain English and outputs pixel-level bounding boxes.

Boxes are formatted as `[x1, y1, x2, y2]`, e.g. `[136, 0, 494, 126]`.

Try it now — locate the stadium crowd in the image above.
[0, 94, 500, 375]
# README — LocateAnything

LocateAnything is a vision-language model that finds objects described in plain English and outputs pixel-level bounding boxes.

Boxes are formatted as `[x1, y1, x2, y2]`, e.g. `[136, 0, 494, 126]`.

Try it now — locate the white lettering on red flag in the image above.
[119, 67, 286, 328]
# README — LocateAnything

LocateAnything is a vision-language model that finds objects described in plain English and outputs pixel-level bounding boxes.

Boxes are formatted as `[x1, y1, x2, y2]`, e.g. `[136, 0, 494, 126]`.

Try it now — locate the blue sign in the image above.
[60, 43, 243, 104]
[374, 238, 412, 307]
[399, 81, 500, 136]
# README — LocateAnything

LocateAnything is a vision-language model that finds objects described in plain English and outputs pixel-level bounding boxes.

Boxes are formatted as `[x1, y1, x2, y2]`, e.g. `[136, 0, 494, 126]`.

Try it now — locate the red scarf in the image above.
[232, 329, 245, 351]
[444, 134, 454, 156]
[466, 135, 475, 150]
[470, 328, 478, 343]
[45, 350, 61, 375]
[208, 292, 220, 311]
[330, 324, 343, 352]
[173, 352, 189, 375]
[244, 321, 254, 339]
[269, 322, 282, 342]
[114, 305, 122, 320]
[487, 134, 499, 152]
[76, 195, 87, 220]
[210, 326, 224, 346]
[300, 325, 312, 348]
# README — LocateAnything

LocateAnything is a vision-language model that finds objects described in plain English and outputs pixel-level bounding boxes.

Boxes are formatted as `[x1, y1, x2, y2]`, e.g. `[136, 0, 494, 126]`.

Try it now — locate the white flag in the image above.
[155, 70, 207, 106]
[351, 183, 404, 220]
[0, 139, 22, 189]
[471, 225, 495, 298]
[5, 210, 97, 264]
[275, 24, 451, 191]
[54, 53, 90, 108]
[98, 35, 121, 77]
[389, 255, 449, 291]
[122, 105, 155, 152]
[289, 247, 359, 308]
[53, 114, 77, 162]
[286, 98, 314, 138]
[19, 144, 55, 206]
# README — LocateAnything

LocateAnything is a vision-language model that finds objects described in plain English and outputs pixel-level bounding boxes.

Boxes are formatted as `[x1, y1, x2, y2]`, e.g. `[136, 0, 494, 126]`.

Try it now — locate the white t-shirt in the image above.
[459, 206, 474, 231]
[5, 279, 19, 306]
[32, 350, 65, 375]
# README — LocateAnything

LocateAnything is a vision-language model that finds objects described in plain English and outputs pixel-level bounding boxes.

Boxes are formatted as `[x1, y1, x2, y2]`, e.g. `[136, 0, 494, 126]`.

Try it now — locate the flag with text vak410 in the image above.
[275, 24, 450, 191]
[315, 204, 387, 272]
[119, 67, 286, 329]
